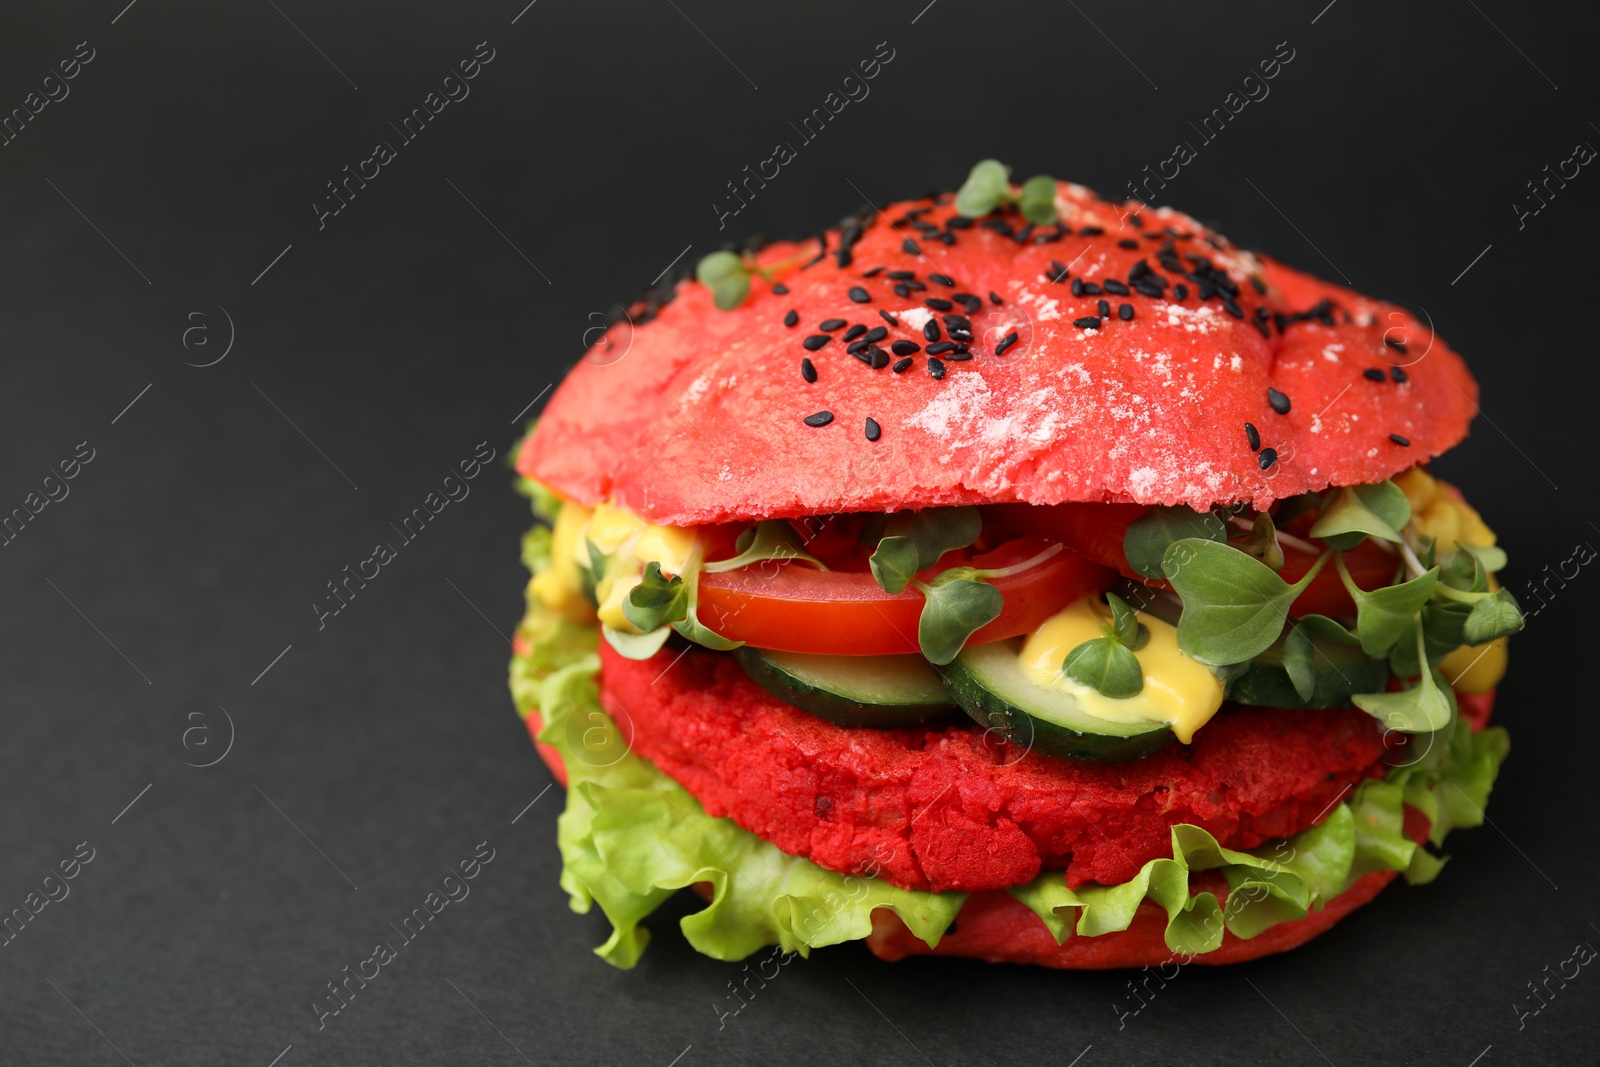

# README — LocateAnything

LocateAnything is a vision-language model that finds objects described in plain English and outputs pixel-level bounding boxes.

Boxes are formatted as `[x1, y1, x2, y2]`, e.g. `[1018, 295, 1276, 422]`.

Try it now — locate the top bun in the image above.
[519, 182, 1476, 525]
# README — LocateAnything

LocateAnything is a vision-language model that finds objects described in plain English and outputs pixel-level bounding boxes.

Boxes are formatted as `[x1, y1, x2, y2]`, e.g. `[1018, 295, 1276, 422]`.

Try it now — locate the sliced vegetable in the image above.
[938, 640, 1174, 763]
[696, 537, 1112, 656]
[735, 648, 960, 728]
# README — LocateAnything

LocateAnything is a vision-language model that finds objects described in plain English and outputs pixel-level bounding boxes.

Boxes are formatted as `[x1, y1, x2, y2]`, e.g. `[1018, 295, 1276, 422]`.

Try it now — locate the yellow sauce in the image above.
[530, 499, 700, 633]
[1018, 597, 1224, 744]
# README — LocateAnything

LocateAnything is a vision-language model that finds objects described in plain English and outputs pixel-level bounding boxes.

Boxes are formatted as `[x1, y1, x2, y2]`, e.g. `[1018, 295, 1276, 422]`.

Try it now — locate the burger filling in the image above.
[512, 464, 1514, 966]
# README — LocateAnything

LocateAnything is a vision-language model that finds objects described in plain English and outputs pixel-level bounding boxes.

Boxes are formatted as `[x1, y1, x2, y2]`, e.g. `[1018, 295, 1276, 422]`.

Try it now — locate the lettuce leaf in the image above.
[508, 494, 1508, 967]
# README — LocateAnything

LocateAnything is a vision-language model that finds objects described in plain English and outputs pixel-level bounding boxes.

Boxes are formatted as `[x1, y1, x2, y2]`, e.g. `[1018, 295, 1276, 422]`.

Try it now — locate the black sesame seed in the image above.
[1244, 422, 1260, 451]
[1174, 283, 1189, 301]
[1082, 282, 1103, 296]
[1389, 433, 1411, 446]
[1390, 366, 1408, 383]
[928, 357, 946, 379]
[928, 273, 955, 287]
[923, 321, 941, 342]
[869, 348, 890, 369]
[954, 293, 983, 313]
[1267, 388, 1291, 415]
[947, 344, 971, 360]
[902, 239, 920, 255]
[902, 279, 927, 291]
[989, 291, 1003, 305]
[865, 418, 882, 442]
[995, 332, 1019, 356]
[1070, 278, 1084, 297]
[800, 358, 817, 383]
[1079, 226, 1105, 236]
[1102, 279, 1130, 296]
[848, 286, 871, 303]
[783, 309, 799, 328]
[863, 326, 888, 344]
[1073, 316, 1102, 329]
[925, 341, 956, 354]
[1222, 297, 1245, 319]
[1097, 299, 1111, 319]
[891, 339, 920, 356]
[893, 284, 912, 298]
[1249, 275, 1266, 295]
[847, 341, 870, 357]
[878, 309, 899, 327]
[1118, 303, 1134, 321]
[1258, 447, 1279, 470]
[1385, 337, 1408, 353]
[892, 357, 913, 373]
[803, 334, 830, 351]
[804, 411, 833, 427]
[819, 318, 846, 331]
[843, 324, 867, 342]
[1118, 239, 1139, 250]
[1129, 213, 1143, 228]
[946, 216, 973, 229]
[1363, 368, 1387, 382]
[924, 297, 954, 312]
[887, 270, 915, 280]
[772, 283, 789, 295]
[861, 266, 886, 278]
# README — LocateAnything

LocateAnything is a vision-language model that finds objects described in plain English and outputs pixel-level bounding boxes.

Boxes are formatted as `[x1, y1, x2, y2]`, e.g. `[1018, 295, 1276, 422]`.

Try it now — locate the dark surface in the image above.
[1, 1, 1595, 1064]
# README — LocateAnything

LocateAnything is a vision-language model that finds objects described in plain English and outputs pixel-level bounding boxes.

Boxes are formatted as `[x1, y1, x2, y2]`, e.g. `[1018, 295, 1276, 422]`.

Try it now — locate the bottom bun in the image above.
[865, 868, 1398, 969]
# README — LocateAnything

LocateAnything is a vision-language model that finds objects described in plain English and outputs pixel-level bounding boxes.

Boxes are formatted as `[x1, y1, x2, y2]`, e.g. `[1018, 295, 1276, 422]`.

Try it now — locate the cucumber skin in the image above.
[735, 648, 963, 729]
[1228, 659, 1389, 710]
[936, 657, 1175, 764]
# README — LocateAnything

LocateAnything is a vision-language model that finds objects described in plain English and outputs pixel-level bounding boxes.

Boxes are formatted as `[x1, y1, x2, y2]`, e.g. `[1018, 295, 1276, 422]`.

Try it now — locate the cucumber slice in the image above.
[938, 640, 1174, 763]
[735, 647, 961, 728]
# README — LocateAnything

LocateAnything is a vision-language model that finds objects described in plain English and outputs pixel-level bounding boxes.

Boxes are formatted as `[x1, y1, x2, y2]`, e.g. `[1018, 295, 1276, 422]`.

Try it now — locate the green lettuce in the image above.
[508, 491, 1508, 967]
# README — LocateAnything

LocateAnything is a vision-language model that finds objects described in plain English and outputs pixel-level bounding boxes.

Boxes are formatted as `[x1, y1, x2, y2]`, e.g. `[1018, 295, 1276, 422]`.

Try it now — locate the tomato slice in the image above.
[982, 502, 1400, 618]
[696, 537, 1114, 656]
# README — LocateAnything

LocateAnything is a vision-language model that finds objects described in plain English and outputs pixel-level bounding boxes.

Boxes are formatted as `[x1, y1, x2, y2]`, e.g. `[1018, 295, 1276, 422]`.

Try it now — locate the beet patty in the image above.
[599, 641, 1391, 893]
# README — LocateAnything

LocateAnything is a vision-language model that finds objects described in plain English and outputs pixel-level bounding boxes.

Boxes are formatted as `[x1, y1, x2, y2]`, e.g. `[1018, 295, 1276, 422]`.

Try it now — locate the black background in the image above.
[1, 1, 1596, 1064]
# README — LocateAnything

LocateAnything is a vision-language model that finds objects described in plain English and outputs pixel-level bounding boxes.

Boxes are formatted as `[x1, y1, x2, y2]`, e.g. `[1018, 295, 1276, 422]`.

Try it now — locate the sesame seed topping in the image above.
[923, 321, 941, 342]
[1385, 337, 1407, 353]
[892, 357, 913, 373]
[1389, 433, 1411, 446]
[1363, 368, 1387, 382]
[1267, 388, 1291, 415]
[1244, 422, 1260, 450]
[1118, 239, 1139, 250]
[848, 286, 871, 303]
[1390, 366, 1408, 383]
[1118, 303, 1134, 321]
[1073, 316, 1102, 329]
[803, 335, 830, 351]
[1102, 279, 1130, 296]
[865, 418, 882, 442]
[861, 266, 885, 278]
[953, 293, 983, 313]
[804, 411, 833, 427]
[863, 325, 888, 344]
[1258, 447, 1278, 470]
[869, 348, 890, 369]
[924, 297, 954, 312]
[925, 341, 956, 355]
[1174, 283, 1189, 301]
[819, 318, 846, 331]
[995, 332, 1019, 356]
[928, 273, 955, 287]
[878, 310, 899, 327]
[887, 270, 915, 280]
[928, 357, 946, 379]
[902, 239, 920, 255]
[843, 324, 867, 343]
[891, 339, 920, 356]
[1097, 299, 1111, 319]
[783, 310, 799, 328]
[988, 291, 1003, 305]
[800, 358, 817, 383]
[772, 283, 789, 295]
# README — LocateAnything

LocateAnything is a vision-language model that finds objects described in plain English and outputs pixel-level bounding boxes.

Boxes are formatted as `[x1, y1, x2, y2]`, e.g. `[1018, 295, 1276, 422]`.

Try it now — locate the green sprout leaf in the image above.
[1308, 481, 1412, 549]
[603, 624, 673, 660]
[1017, 175, 1059, 224]
[622, 562, 687, 633]
[1162, 538, 1329, 666]
[703, 521, 825, 573]
[696, 250, 753, 310]
[1062, 637, 1144, 698]
[1240, 511, 1286, 572]
[1281, 614, 1360, 702]
[868, 507, 983, 594]
[1462, 588, 1525, 645]
[915, 573, 1003, 665]
[1335, 554, 1439, 657]
[673, 603, 743, 651]
[1105, 592, 1150, 651]
[1388, 600, 1471, 677]
[1353, 621, 1454, 733]
[955, 159, 1011, 217]
[1125, 505, 1228, 579]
